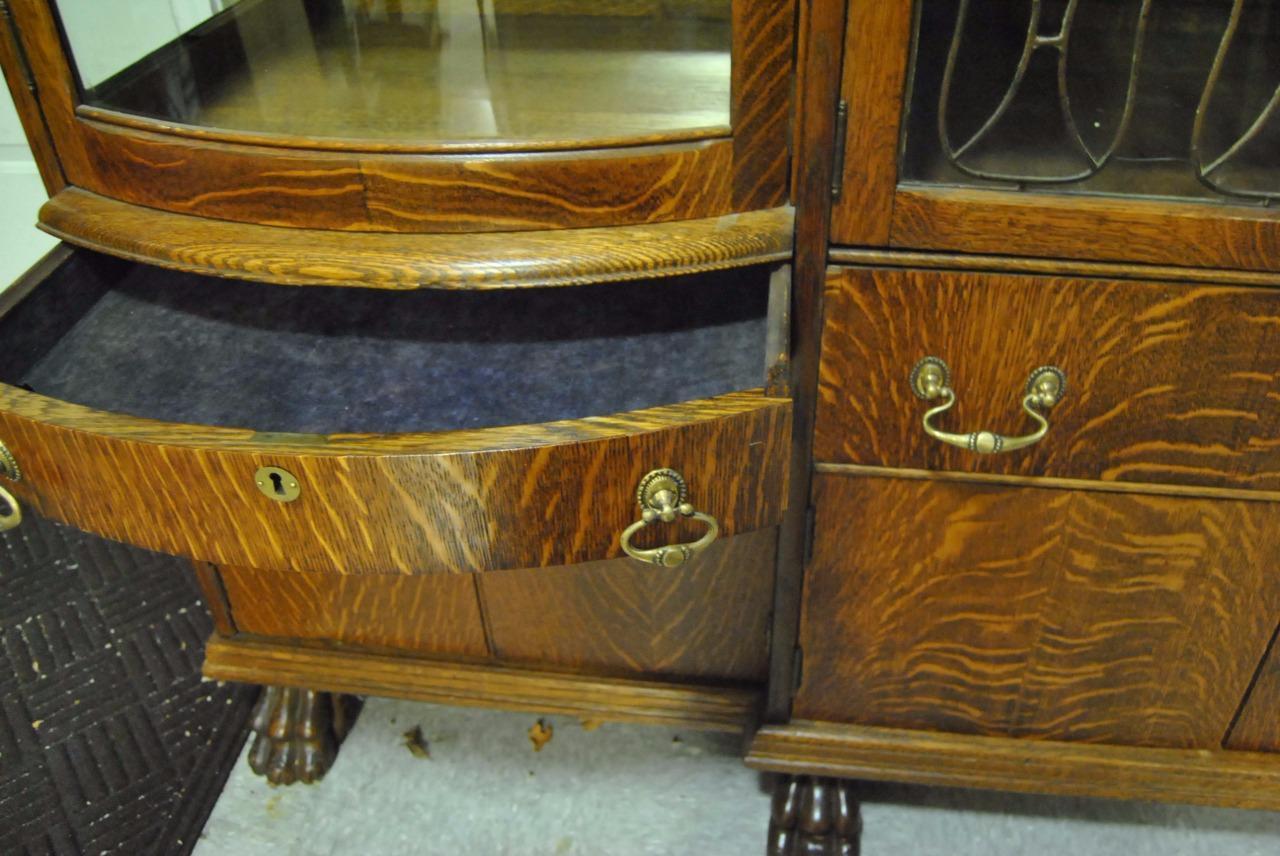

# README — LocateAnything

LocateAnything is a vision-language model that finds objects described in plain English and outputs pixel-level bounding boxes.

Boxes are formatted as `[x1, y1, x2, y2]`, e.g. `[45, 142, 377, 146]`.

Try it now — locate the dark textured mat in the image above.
[0, 512, 256, 856]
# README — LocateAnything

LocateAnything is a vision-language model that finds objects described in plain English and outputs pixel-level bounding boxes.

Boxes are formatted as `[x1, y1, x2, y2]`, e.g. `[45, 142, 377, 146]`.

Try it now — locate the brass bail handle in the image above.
[620, 468, 719, 568]
[0, 440, 22, 532]
[909, 357, 1066, 455]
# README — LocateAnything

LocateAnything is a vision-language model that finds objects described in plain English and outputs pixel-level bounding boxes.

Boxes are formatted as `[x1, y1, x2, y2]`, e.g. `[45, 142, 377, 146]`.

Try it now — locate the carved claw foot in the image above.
[246, 686, 360, 785]
[767, 775, 861, 856]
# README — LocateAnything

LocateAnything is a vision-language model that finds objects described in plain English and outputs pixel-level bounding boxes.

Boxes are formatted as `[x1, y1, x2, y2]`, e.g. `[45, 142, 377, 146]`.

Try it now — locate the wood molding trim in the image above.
[205, 635, 760, 733]
[764, 0, 848, 721]
[814, 464, 1280, 505]
[891, 186, 1280, 273]
[827, 0, 913, 245]
[828, 248, 1280, 289]
[39, 189, 794, 290]
[747, 722, 1280, 810]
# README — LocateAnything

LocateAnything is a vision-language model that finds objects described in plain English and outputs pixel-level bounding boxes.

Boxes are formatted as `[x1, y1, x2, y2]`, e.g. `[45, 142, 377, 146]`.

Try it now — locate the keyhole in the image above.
[254, 466, 300, 502]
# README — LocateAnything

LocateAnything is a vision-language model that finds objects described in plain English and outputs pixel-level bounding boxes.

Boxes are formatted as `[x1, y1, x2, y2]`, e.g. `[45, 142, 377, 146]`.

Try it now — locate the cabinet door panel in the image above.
[795, 474, 1280, 749]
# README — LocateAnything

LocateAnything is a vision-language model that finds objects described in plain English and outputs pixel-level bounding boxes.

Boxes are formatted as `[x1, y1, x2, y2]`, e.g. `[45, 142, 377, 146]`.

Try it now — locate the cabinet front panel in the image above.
[794, 474, 1280, 749]
[1226, 638, 1280, 753]
[479, 527, 775, 682]
[220, 565, 491, 657]
[816, 266, 1280, 492]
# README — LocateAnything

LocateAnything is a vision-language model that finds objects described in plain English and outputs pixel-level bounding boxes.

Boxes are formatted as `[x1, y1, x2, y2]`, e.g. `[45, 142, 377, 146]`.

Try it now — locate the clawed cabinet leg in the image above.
[767, 774, 861, 856]
[246, 686, 361, 785]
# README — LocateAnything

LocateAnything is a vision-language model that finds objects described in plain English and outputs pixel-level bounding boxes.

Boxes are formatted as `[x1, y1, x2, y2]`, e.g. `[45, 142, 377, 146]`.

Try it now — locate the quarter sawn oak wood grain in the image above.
[1225, 629, 1280, 753]
[480, 528, 776, 681]
[793, 474, 1280, 749]
[816, 266, 1280, 492]
[220, 565, 491, 657]
[748, 722, 1280, 811]
[891, 187, 1280, 273]
[827, 0, 912, 245]
[0, 387, 790, 575]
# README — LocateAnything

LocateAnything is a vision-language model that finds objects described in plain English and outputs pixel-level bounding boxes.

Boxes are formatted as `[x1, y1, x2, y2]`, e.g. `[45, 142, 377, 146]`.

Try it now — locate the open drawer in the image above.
[0, 248, 791, 575]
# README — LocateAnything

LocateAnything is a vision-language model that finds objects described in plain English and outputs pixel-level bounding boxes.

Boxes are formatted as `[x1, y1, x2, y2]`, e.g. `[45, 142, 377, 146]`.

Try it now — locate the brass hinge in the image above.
[830, 99, 849, 200]
[0, 1, 36, 94]
[802, 505, 816, 565]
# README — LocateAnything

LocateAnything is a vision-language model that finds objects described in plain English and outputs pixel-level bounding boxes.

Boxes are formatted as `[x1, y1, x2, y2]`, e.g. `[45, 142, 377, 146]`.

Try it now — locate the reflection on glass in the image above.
[902, 0, 1280, 204]
[54, 0, 733, 145]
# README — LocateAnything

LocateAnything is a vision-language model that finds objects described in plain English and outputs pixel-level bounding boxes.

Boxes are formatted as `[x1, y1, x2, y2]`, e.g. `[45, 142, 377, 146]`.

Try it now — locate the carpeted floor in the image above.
[196, 698, 1280, 856]
[0, 511, 256, 856]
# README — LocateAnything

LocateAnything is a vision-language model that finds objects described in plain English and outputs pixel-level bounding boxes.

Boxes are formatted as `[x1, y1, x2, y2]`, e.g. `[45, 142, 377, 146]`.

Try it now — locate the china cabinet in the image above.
[4, 1, 1280, 853]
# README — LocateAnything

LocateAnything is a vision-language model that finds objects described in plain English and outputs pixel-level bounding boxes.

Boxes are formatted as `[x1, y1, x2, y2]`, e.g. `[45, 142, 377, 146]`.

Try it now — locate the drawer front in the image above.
[218, 529, 776, 684]
[816, 266, 1280, 491]
[219, 565, 491, 657]
[479, 528, 776, 682]
[0, 387, 789, 575]
[794, 473, 1280, 749]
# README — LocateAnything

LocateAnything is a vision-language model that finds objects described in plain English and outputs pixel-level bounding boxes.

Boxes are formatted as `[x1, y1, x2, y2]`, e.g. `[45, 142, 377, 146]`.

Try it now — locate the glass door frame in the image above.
[4, 0, 797, 233]
[832, 0, 1280, 273]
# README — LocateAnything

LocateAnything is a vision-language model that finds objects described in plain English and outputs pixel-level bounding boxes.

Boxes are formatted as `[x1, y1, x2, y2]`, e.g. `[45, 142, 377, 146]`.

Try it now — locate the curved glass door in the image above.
[52, 0, 733, 147]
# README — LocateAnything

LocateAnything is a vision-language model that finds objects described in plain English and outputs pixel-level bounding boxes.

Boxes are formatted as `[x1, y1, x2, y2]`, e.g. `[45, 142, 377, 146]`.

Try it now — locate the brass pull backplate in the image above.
[0, 440, 21, 532]
[620, 468, 719, 568]
[910, 356, 1065, 454]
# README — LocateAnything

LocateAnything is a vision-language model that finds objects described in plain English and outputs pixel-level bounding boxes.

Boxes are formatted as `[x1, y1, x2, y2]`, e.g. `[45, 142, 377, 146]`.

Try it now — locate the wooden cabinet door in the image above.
[794, 473, 1280, 750]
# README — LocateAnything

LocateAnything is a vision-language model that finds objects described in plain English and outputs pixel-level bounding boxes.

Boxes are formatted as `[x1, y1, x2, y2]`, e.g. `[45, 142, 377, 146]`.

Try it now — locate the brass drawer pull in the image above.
[909, 357, 1066, 455]
[0, 440, 21, 532]
[620, 468, 719, 568]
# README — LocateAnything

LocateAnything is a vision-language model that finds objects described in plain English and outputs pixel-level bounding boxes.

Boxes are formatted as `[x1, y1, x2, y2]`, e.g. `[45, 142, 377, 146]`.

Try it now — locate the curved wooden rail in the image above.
[39, 188, 793, 291]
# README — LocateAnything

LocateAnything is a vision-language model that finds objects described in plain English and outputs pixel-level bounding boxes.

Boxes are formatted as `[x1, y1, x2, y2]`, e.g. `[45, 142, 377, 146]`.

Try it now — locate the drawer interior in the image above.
[0, 250, 773, 434]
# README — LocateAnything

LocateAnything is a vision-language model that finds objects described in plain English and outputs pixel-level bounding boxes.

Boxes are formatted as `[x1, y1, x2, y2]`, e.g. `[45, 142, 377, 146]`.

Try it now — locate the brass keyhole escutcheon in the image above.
[255, 466, 301, 503]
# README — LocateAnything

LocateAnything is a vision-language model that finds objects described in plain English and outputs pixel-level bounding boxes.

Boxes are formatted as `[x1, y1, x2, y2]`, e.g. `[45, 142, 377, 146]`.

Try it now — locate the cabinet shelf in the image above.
[38, 188, 793, 290]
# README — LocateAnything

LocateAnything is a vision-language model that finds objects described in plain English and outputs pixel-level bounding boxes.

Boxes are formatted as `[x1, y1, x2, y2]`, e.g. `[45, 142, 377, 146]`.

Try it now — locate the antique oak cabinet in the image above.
[751, 2, 1280, 854]
[2, 1, 1280, 854]
[0, 0, 798, 792]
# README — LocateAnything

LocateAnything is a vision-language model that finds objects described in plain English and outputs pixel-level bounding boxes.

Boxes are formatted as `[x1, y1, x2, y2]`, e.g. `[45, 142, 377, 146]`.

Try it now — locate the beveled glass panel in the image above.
[902, 0, 1280, 205]
[53, 0, 732, 146]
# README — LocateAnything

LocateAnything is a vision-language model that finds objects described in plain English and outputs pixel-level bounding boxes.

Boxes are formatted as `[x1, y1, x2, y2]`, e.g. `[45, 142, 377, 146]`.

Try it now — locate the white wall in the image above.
[0, 85, 57, 290]
[55, 0, 234, 87]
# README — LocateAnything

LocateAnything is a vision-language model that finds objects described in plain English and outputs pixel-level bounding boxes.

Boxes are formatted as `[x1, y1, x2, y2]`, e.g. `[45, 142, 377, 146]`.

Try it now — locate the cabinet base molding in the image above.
[206, 636, 759, 733]
[246, 686, 361, 786]
[747, 722, 1280, 810]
